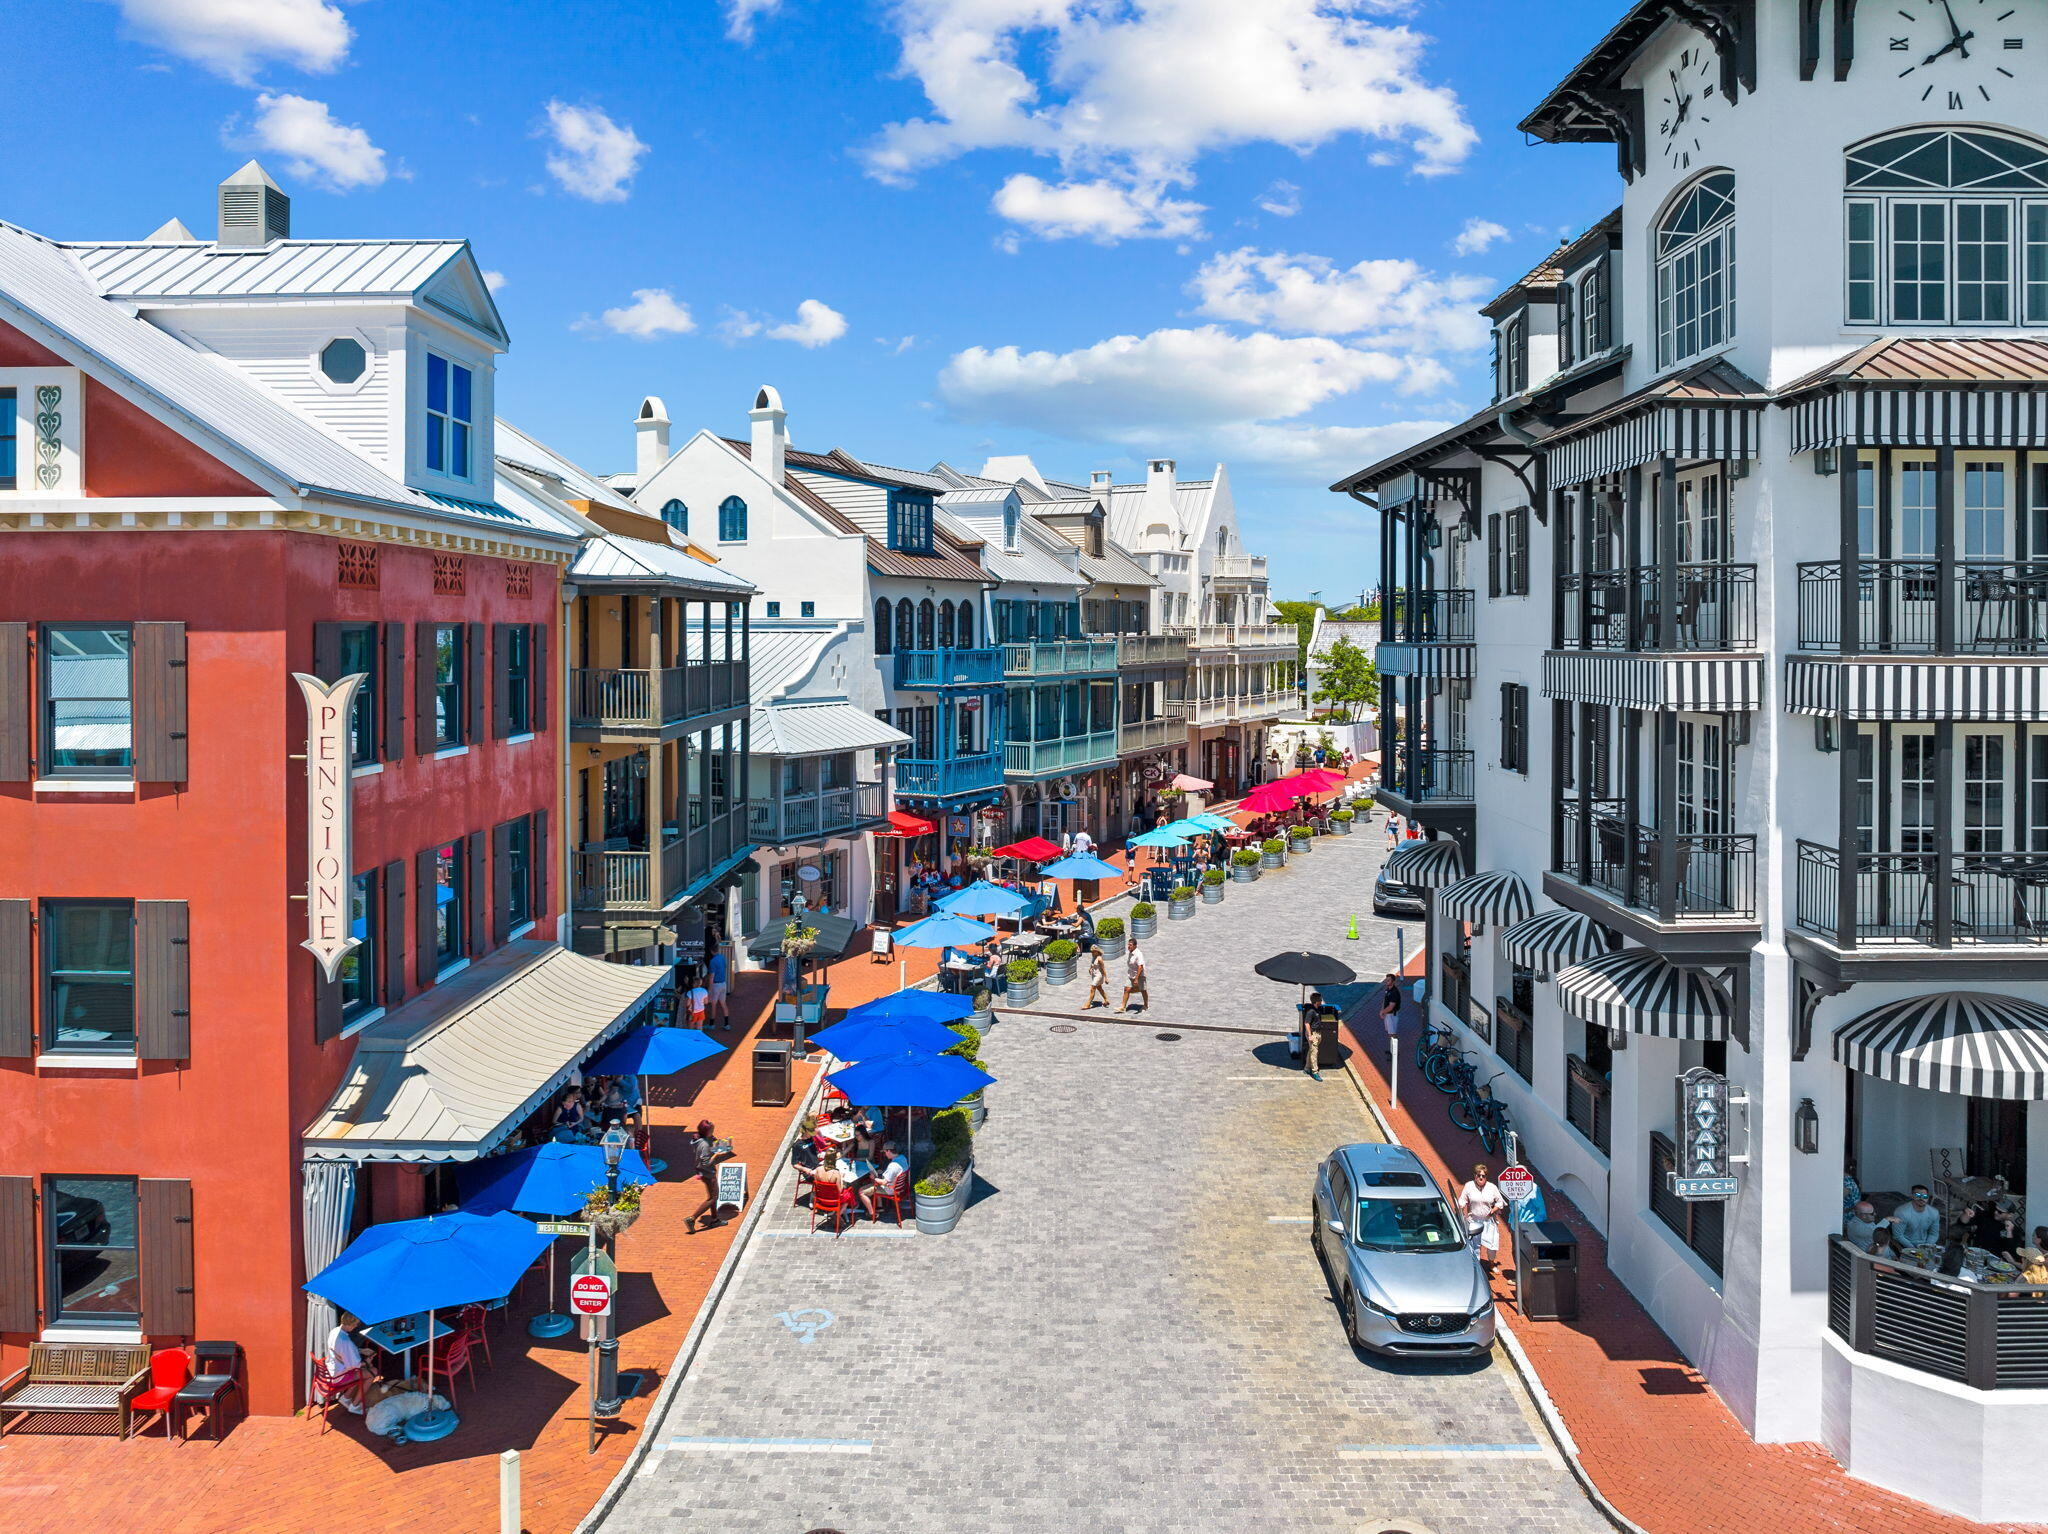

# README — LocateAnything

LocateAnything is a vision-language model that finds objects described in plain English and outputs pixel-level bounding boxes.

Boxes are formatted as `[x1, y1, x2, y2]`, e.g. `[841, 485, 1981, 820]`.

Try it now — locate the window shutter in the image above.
[465, 623, 486, 747]
[532, 809, 549, 924]
[0, 901, 29, 1058]
[313, 622, 343, 682]
[1501, 683, 1515, 771]
[416, 847, 437, 987]
[381, 623, 406, 763]
[492, 624, 515, 740]
[314, 967, 344, 1045]
[135, 900, 190, 1061]
[382, 859, 407, 1006]
[531, 623, 548, 737]
[466, 833, 488, 957]
[1487, 515, 1503, 598]
[1593, 258, 1613, 351]
[138, 1178, 195, 1337]
[493, 821, 516, 943]
[133, 621, 188, 783]
[415, 623, 437, 754]
[0, 623, 28, 782]
[0, 1177, 36, 1333]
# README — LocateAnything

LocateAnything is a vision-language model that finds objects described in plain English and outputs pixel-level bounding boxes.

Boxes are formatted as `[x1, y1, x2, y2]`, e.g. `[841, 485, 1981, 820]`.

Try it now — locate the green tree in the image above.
[1311, 635, 1378, 719]
[1272, 599, 1321, 669]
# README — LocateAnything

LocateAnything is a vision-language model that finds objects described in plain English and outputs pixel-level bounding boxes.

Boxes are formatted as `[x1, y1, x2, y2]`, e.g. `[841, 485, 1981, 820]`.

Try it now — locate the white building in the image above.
[1340, 1, 2048, 1520]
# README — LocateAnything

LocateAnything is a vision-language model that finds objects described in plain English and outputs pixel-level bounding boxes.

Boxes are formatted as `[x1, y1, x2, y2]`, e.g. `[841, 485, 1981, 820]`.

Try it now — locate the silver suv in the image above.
[1312, 1141, 1496, 1357]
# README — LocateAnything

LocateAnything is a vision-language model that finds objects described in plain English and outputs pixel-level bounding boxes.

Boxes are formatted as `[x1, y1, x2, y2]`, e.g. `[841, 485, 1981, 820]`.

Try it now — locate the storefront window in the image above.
[45, 1175, 139, 1325]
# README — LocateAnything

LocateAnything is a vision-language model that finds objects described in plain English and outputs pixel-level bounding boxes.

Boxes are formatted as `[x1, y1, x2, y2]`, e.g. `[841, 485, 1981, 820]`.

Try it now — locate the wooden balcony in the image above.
[893, 648, 1005, 690]
[569, 662, 747, 741]
[747, 782, 886, 845]
[1004, 731, 1119, 778]
[572, 804, 752, 913]
[1001, 639, 1120, 678]
[1117, 714, 1185, 755]
[896, 751, 1005, 800]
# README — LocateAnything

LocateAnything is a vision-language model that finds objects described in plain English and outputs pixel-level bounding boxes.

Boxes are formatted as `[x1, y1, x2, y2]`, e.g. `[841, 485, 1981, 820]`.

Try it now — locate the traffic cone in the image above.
[1345, 915, 1360, 941]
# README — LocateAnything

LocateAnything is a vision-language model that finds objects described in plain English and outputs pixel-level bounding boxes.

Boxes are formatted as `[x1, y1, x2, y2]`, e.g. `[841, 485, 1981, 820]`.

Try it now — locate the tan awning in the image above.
[302, 940, 670, 1163]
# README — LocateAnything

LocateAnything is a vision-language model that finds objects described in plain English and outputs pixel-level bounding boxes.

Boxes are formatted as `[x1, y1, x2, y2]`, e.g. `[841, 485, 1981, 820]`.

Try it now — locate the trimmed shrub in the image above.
[915, 1106, 974, 1196]
[1201, 868, 1226, 886]
[1169, 885, 1196, 902]
[1261, 838, 1286, 855]
[1043, 938, 1079, 961]
[1231, 848, 1260, 867]
[1005, 958, 1039, 983]
[1095, 915, 1126, 942]
[1130, 902, 1156, 920]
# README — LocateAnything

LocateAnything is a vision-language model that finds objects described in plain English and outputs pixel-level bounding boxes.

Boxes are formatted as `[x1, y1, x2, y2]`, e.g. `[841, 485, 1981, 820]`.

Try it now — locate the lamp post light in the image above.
[595, 1122, 632, 1415]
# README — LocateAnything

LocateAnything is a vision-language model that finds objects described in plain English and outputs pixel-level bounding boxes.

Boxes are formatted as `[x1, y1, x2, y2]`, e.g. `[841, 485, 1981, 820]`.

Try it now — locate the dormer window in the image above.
[889, 491, 934, 554]
[1003, 504, 1019, 551]
[1495, 313, 1528, 398]
[425, 352, 473, 478]
[1556, 254, 1612, 373]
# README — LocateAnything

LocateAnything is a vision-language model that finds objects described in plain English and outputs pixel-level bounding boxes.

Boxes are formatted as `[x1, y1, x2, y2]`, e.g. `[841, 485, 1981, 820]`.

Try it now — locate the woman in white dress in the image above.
[1456, 1163, 1508, 1273]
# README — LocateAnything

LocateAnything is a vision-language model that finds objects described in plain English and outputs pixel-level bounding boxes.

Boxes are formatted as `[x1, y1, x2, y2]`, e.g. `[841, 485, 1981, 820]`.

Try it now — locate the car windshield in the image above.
[1354, 1196, 1461, 1251]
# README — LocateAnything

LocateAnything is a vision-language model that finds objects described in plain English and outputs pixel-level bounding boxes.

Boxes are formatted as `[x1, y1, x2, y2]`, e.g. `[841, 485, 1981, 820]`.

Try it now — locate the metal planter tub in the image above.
[1331, 818, 1354, 836]
[1260, 849, 1283, 869]
[1232, 864, 1260, 882]
[915, 1162, 973, 1234]
[1042, 956, 1077, 985]
[1168, 896, 1197, 921]
[1289, 833, 1313, 854]
[1006, 974, 1040, 1007]
[1130, 912, 1158, 939]
[1201, 882, 1226, 904]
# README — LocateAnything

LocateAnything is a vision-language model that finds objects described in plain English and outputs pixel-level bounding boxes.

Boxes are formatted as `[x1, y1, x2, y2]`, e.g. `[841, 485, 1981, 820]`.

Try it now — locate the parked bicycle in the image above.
[1448, 1069, 1512, 1157]
[1415, 1020, 1455, 1079]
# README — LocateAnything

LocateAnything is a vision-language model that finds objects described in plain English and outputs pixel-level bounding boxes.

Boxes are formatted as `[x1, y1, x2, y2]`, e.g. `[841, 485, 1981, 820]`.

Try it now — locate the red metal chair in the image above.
[424, 1332, 473, 1406]
[127, 1348, 191, 1440]
[456, 1303, 494, 1368]
[809, 1181, 856, 1234]
[870, 1173, 908, 1227]
[308, 1355, 358, 1434]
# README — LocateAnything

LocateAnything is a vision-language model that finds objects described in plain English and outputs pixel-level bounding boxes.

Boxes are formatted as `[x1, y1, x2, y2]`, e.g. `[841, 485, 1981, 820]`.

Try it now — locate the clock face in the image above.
[1655, 44, 1718, 171]
[1889, 0, 2040, 110]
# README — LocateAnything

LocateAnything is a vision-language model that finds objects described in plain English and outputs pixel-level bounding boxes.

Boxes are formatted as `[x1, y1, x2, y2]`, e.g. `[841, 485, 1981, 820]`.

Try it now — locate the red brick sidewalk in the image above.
[0, 938, 952, 1534]
[1339, 1001, 2047, 1534]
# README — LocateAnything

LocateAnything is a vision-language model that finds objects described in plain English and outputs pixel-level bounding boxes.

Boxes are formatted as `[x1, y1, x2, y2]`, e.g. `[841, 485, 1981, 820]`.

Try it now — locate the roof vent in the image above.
[217, 160, 289, 248]
[145, 217, 197, 243]
[1090, 470, 1112, 487]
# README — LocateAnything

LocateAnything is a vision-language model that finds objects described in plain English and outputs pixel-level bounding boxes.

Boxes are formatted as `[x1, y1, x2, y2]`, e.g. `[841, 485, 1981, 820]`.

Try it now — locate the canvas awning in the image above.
[1834, 992, 2048, 1101]
[1555, 948, 1726, 1042]
[301, 941, 671, 1163]
[1384, 838, 1466, 889]
[1436, 870, 1534, 927]
[1500, 908, 1612, 975]
[873, 810, 937, 839]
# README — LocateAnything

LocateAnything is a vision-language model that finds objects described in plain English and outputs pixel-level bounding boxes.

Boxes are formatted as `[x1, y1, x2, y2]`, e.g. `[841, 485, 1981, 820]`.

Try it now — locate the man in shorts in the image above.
[707, 946, 730, 1029]
[1120, 939, 1149, 1013]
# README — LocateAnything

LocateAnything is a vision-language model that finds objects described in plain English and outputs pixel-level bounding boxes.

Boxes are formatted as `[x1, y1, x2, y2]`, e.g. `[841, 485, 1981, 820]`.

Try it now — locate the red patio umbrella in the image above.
[990, 836, 1063, 861]
[1240, 783, 1307, 815]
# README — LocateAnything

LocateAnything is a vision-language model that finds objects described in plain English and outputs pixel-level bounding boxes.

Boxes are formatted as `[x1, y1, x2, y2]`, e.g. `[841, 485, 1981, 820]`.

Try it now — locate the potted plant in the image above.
[1129, 901, 1158, 939]
[1288, 823, 1313, 853]
[1095, 915, 1125, 946]
[1005, 957, 1040, 1007]
[780, 923, 819, 959]
[1201, 867, 1227, 904]
[1168, 884, 1197, 920]
[1260, 837, 1286, 870]
[1231, 847, 1261, 882]
[1042, 937, 1079, 985]
[579, 1180, 644, 1242]
[1331, 808, 1356, 836]
[914, 1107, 975, 1234]
[948, 1022, 989, 1128]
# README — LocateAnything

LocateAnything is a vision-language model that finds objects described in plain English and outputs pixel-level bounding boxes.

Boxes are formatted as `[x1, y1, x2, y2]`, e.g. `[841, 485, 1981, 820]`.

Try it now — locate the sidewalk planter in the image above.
[1004, 958, 1040, 1007]
[1330, 810, 1356, 836]
[1129, 903, 1158, 939]
[1041, 938, 1079, 986]
[1201, 869, 1227, 904]
[1094, 916, 1125, 947]
[1231, 849, 1261, 883]
[915, 1161, 974, 1234]
[1167, 886, 1197, 921]
[1288, 829, 1313, 855]
[963, 1093, 987, 1131]
[1260, 838, 1285, 869]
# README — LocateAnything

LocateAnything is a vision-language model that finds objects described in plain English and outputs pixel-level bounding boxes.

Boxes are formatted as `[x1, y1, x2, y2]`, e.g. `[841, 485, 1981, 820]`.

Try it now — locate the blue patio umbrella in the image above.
[1130, 828, 1189, 849]
[456, 1141, 651, 1338]
[828, 1047, 995, 1109]
[1160, 817, 1212, 837]
[937, 880, 1032, 918]
[586, 1025, 725, 1077]
[1039, 853, 1122, 882]
[811, 1013, 963, 1061]
[892, 912, 999, 948]
[1193, 814, 1239, 832]
[830, 990, 978, 1026]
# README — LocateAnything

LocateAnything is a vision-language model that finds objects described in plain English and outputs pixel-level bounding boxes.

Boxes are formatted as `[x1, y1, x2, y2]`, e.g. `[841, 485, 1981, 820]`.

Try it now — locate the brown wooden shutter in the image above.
[492, 820, 515, 943]
[531, 624, 548, 738]
[381, 623, 406, 763]
[0, 1177, 36, 1333]
[415, 622, 438, 754]
[138, 1179, 195, 1337]
[382, 859, 407, 1006]
[135, 900, 190, 1062]
[491, 625, 515, 740]
[132, 621, 188, 783]
[0, 900, 29, 1058]
[464, 623, 486, 747]
[532, 809, 549, 924]
[313, 622, 343, 682]
[0, 623, 28, 782]
[467, 833, 488, 956]
[416, 847, 438, 986]
[314, 969, 344, 1045]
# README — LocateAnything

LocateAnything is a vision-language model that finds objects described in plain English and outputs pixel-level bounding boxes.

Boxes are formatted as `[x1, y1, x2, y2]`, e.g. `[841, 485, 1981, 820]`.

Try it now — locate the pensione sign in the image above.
[294, 672, 366, 982]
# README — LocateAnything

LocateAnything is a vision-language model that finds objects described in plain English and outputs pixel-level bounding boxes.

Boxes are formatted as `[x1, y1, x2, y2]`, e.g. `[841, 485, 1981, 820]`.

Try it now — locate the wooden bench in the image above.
[0, 1343, 151, 1438]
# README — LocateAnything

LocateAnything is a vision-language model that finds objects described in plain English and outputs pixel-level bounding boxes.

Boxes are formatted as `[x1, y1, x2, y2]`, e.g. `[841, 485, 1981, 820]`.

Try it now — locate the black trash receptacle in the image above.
[1515, 1219, 1579, 1322]
[752, 1039, 793, 1107]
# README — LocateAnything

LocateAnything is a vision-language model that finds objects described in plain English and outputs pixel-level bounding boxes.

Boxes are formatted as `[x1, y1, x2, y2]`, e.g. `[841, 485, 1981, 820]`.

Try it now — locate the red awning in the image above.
[991, 837, 1063, 861]
[875, 810, 938, 839]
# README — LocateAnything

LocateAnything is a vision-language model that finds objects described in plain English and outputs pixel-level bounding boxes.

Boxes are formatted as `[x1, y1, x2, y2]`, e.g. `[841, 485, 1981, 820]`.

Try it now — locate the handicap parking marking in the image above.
[777, 1308, 835, 1344]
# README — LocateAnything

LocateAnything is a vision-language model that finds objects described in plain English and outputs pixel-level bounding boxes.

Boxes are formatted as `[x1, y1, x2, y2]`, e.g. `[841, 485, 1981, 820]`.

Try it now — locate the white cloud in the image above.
[723, 0, 780, 43]
[768, 299, 849, 348]
[102, 0, 353, 84]
[481, 269, 507, 292]
[1452, 217, 1509, 256]
[1188, 247, 1491, 353]
[991, 174, 1204, 243]
[1215, 418, 1456, 477]
[248, 93, 386, 191]
[716, 308, 764, 343]
[540, 101, 648, 203]
[863, 0, 1475, 241]
[591, 289, 696, 340]
[1257, 179, 1301, 218]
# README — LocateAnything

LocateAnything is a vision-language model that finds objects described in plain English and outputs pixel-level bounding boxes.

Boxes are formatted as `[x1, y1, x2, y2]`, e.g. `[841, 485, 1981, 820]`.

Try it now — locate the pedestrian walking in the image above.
[687, 1120, 736, 1231]
[1384, 814, 1403, 848]
[1457, 1163, 1508, 1274]
[1084, 945, 1110, 1010]
[707, 946, 730, 1028]
[1119, 938, 1149, 1013]
[1376, 971, 1403, 1037]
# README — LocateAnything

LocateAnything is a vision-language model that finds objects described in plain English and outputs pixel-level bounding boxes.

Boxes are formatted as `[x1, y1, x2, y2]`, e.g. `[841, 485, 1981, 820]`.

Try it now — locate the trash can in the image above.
[1516, 1219, 1579, 1322]
[751, 1039, 792, 1107]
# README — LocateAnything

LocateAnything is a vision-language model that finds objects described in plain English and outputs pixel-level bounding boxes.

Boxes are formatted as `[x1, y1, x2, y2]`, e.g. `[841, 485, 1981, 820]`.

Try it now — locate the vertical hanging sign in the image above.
[295, 672, 366, 981]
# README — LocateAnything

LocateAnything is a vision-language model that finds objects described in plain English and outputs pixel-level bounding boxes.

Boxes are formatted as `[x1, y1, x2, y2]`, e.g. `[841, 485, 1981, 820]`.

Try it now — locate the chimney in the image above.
[749, 384, 787, 486]
[1147, 458, 1177, 495]
[217, 160, 289, 247]
[635, 396, 671, 481]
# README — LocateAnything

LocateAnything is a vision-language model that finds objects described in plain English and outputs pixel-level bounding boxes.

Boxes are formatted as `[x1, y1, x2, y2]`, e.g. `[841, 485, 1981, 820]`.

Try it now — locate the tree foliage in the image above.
[1312, 635, 1378, 712]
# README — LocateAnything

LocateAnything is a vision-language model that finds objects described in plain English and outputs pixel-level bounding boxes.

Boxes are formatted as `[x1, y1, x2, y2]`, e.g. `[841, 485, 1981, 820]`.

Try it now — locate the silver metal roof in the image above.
[570, 532, 753, 592]
[751, 700, 910, 756]
[67, 237, 470, 301]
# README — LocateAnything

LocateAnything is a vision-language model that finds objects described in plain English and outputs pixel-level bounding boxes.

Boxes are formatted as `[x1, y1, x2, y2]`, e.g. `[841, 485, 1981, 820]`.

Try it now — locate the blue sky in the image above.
[1, 0, 1628, 598]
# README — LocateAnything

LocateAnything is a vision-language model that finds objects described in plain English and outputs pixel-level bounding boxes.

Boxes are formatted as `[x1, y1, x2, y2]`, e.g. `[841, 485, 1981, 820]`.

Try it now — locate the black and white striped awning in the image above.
[1789, 389, 2048, 453]
[1547, 401, 1765, 489]
[1501, 908, 1613, 975]
[1834, 992, 2048, 1101]
[1555, 948, 1728, 1041]
[1376, 642, 1475, 680]
[1437, 870, 1535, 927]
[1383, 838, 1466, 889]
[1543, 652, 1762, 712]
[1785, 658, 2048, 721]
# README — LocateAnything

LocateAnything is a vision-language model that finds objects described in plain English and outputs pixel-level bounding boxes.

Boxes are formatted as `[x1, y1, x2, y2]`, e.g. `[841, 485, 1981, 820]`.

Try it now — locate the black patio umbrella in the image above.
[1254, 951, 1357, 988]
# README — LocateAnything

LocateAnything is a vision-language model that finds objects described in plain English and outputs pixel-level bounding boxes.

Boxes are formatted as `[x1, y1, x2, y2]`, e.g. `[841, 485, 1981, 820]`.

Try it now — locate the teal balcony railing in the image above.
[896, 751, 1005, 799]
[1002, 639, 1119, 678]
[894, 648, 1005, 689]
[1005, 731, 1118, 778]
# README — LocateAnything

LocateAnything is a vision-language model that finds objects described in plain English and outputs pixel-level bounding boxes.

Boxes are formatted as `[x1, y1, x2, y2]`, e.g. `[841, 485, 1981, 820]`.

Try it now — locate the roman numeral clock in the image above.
[1885, 1, 2039, 110]
[1657, 45, 1719, 170]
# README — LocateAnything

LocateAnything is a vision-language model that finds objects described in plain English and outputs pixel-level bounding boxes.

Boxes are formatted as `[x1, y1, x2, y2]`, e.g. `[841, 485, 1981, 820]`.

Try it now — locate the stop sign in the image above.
[569, 1272, 614, 1317]
[1498, 1165, 1538, 1203]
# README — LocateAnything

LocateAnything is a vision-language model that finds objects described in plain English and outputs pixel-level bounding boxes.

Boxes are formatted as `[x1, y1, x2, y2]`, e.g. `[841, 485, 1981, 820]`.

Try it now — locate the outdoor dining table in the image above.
[363, 1311, 454, 1382]
[818, 1120, 856, 1147]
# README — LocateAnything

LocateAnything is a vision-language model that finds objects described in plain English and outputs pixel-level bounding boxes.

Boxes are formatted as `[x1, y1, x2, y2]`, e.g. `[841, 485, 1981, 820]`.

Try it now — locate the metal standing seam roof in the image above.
[301, 941, 672, 1162]
[569, 533, 753, 592]
[750, 699, 911, 756]
[686, 622, 831, 694]
[66, 238, 470, 301]
[1779, 336, 2048, 395]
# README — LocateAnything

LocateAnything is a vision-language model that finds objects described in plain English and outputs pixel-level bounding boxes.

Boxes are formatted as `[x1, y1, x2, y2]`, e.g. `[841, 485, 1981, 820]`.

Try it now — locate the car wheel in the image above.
[1311, 1209, 1326, 1267]
[1344, 1287, 1365, 1348]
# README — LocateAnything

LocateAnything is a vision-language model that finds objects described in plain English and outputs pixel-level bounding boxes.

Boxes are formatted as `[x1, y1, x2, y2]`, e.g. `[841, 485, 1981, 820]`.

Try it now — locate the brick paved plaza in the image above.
[597, 828, 1608, 1534]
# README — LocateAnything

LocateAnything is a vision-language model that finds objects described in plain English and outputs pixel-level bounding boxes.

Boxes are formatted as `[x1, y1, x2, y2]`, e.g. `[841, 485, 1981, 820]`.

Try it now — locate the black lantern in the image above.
[1794, 1097, 1820, 1155]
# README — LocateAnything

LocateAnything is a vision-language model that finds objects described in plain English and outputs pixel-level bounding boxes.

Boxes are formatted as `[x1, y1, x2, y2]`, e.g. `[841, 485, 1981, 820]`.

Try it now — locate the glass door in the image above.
[1673, 715, 1730, 908]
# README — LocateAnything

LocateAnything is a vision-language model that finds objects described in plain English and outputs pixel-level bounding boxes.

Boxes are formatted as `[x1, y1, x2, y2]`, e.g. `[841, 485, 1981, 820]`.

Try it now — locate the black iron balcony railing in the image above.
[1383, 747, 1474, 803]
[570, 663, 747, 732]
[1558, 563, 1757, 651]
[1555, 800, 1757, 920]
[1795, 840, 2048, 947]
[1829, 1237, 2048, 1390]
[1797, 559, 2048, 654]
[1565, 1054, 1611, 1154]
[1390, 588, 1475, 643]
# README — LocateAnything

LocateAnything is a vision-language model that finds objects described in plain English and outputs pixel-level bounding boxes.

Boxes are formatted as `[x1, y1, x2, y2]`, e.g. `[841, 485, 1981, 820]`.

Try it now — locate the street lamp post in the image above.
[595, 1124, 632, 1415]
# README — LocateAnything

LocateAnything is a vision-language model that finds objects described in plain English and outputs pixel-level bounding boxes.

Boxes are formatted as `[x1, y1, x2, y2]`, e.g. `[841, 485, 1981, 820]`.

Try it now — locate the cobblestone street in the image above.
[599, 828, 1607, 1533]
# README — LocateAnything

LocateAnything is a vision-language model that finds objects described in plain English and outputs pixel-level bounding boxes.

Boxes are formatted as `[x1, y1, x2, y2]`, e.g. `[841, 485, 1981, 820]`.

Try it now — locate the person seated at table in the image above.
[983, 948, 1008, 998]
[1868, 1224, 1900, 1262]
[1886, 1184, 1944, 1250]
[853, 1103, 885, 1157]
[324, 1312, 370, 1413]
[596, 1077, 636, 1130]
[860, 1144, 909, 1220]
[1843, 1199, 1882, 1252]
[552, 1087, 588, 1142]
[1968, 1198, 2024, 1257]
[811, 1149, 850, 1202]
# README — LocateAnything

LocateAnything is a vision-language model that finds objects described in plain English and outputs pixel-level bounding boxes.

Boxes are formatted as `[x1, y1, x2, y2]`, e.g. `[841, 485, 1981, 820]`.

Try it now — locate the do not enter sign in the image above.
[569, 1272, 614, 1317]
[1498, 1165, 1538, 1204]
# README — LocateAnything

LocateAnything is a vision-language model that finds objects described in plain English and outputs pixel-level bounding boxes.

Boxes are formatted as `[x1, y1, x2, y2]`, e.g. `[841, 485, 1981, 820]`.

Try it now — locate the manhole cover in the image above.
[1050, 1023, 1077, 1033]
[1155, 1032, 1181, 1042]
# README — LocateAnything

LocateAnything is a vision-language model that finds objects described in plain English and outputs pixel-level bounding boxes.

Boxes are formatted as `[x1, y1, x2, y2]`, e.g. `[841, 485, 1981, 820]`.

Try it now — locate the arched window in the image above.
[660, 498, 688, 534]
[1655, 172, 1735, 368]
[917, 599, 936, 650]
[937, 601, 955, 649]
[896, 599, 916, 655]
[957, 602, 975, 649]
[873, 598, 892, 655]
[1846, 129, 2048, 326]
[718, 495, 748, 541]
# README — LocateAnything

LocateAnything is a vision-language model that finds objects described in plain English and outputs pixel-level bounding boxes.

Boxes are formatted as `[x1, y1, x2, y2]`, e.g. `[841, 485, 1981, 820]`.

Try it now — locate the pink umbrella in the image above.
[1240, 783, 1306, 815]
[1276, 769, 1345, 793]
[1171, 772, 1213, 791]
